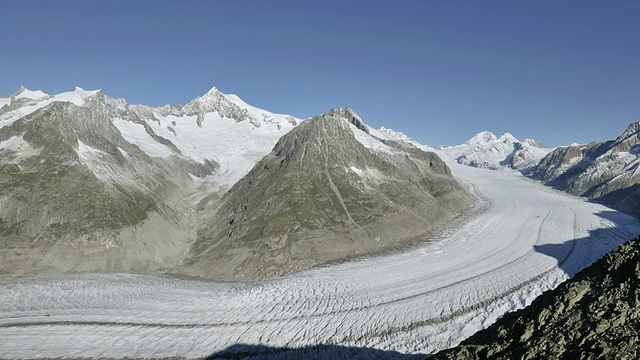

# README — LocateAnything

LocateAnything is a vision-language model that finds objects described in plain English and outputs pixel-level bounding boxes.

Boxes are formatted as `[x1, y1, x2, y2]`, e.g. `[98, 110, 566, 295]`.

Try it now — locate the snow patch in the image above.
[0, 98, 11, 108]
[348, 123, 394, 154]
[112, 118, 175, 158]
[75, 140, 107, 162]
[349, 166, 364, 177]
[0, 135, 41, 160]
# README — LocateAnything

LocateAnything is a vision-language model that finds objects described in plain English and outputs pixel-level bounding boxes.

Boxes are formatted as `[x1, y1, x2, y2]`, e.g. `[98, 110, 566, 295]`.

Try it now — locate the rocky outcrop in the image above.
[435, 235, 640, 359]
[180, 109, 473, 281]
[529, 121, 640, 216]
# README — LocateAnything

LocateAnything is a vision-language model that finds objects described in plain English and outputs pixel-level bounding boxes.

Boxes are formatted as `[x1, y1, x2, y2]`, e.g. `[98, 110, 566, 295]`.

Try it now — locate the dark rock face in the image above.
[435, 235, 640, 360]
[181, 109, 473, 281]
[529, 121, 640, 216]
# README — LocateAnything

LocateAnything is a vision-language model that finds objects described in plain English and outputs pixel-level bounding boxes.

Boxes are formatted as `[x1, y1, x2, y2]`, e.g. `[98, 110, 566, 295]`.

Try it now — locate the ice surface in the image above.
[112, 117, 175, 158]
[2, 151, 639, 359]
[14, 88, 48, 100]
[0, 98, 11, 108]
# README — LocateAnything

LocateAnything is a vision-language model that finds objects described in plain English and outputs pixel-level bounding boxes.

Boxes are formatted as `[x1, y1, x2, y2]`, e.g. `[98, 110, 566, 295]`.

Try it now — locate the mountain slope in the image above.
[0, 86, 300, 281]
[529, 121, 640, 216]
[451, 131, 552, 172]
[435, 235, 640, 359]
[181, 108, 473, 281]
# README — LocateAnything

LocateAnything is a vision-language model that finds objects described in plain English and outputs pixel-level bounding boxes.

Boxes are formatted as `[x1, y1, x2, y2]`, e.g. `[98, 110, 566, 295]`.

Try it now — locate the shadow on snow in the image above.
[534, 210, 639, 277]
[206, 212, 639, 359]
[206, 343, 426, 360]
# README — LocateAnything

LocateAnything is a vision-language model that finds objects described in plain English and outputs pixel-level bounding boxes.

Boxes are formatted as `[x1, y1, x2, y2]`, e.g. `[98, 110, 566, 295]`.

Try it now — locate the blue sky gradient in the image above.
[2, 1, 639, 146]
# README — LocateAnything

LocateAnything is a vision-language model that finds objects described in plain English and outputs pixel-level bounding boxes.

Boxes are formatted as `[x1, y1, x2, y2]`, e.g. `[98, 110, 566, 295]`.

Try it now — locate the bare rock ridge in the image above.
[180, 108, 473, 281]
[529, 121, 640, 216]
[435, 235, 640, 359]
[0, 87, 471, 282]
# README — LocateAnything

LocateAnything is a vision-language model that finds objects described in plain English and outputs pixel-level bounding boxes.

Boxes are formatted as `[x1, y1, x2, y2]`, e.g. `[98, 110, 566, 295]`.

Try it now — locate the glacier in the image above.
[2, 150, 639, 358]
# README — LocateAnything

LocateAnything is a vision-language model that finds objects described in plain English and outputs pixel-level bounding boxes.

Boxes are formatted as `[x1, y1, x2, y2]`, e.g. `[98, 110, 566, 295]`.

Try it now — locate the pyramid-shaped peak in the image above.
[339, 107, 369, 134]
[620, 121, 640, 138]
[203, 86, 224, 97]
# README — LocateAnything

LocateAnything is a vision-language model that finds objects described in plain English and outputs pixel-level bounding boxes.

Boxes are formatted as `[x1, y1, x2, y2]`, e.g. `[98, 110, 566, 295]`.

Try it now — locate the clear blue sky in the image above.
[2, 1, 639, 146]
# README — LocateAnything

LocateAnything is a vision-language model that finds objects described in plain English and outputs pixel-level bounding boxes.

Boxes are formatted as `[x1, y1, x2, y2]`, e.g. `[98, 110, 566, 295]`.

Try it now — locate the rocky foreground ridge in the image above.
[435, 235, 640, 359]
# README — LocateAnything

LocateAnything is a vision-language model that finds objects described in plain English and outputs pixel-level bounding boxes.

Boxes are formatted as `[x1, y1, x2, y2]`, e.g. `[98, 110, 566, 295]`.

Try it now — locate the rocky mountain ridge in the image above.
[435, 235, 640, 359]
[529, 121, 640, 216]
[0, 86, 302, 281]
[0, 86, 471, 282]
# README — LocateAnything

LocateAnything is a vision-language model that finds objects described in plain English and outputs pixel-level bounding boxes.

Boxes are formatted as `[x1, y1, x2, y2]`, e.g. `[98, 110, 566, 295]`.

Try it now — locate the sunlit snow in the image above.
[2, 152, 639, 359]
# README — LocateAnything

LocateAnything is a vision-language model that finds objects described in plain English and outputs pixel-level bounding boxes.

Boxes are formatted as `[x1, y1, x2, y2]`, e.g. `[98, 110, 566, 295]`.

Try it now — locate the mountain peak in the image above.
[498, 132, 519, 143]
[619, 121, 640, 139]
[465, 131, 497, 145]
[14, 85, 27, 95]
[11, 86, 48, 100]
[204, 86, 221, 96]
[341, 107, 369, 134]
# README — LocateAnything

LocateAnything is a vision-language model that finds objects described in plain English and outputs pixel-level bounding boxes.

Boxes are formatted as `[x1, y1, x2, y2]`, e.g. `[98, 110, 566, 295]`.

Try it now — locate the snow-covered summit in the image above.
[464, 131, 498, 145]
[443, 130, 553, 172]
[182, 87, 298, 129]
[498, 132, 518, 143]
[1, 86, 103, 128]
[12, 86, 49, 100]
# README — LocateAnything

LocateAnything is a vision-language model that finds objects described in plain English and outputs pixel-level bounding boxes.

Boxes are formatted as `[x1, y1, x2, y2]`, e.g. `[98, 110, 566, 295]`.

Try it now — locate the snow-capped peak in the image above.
[12, 86, 49, 100]
[1, 87, 105, 130]
[450, 131, 552, 172]
[498, 132, 519, 143]
[465, 131, 497, 145]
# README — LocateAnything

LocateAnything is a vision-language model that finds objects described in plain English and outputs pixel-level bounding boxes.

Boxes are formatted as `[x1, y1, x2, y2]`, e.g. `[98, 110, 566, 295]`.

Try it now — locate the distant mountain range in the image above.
[0, 86, 472, 282]
[443, 130, 553, 172]
[443, 123, 640, 217]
